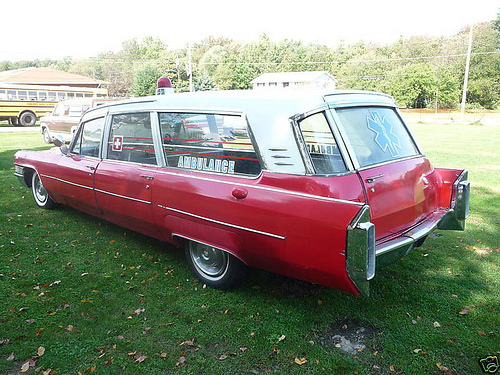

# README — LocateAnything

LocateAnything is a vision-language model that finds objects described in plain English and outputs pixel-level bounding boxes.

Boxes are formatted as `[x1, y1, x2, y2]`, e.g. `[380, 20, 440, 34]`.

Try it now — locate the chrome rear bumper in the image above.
[346, 171, 470, 296]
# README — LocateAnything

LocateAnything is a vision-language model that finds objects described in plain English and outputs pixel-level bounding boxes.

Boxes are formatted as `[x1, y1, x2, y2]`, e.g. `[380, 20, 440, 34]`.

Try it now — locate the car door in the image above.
[56, 116, 105, 215]
[94, 112, 161, 238]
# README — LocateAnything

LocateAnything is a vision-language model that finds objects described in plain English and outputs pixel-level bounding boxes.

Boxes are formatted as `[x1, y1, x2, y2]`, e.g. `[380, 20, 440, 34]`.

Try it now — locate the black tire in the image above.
[31, 172, 55, 209]
[184, 240, 247, 290]
[42, 127, 53, 144]
[9, 117, 18, 126]
[19, 112, 36, 127]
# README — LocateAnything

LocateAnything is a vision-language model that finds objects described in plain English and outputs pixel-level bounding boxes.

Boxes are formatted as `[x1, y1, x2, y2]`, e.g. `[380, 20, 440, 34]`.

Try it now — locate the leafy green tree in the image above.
[130, 63, 162, 97]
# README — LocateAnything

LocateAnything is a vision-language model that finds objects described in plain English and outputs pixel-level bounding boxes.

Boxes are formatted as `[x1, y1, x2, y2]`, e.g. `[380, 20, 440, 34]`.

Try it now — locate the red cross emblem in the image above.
[112, 136, 123, 151]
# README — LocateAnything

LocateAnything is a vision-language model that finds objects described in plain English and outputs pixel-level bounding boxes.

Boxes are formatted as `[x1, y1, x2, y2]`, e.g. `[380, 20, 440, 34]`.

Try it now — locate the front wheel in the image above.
[185, 240, 247, 290]
[42, 127, 52, 144]
[32, 172, 55, 209]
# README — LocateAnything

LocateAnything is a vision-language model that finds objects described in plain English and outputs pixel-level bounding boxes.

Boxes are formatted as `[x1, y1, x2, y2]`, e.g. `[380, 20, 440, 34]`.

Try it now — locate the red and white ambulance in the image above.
[14, 86, 470, 295]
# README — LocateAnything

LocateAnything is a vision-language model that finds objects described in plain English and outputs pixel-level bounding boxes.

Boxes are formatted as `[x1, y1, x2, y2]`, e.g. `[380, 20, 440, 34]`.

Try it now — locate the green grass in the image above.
[1, 126, 499, 375]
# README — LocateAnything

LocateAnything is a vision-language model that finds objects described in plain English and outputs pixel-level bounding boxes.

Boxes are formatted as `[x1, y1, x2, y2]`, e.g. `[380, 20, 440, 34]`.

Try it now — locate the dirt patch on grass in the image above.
[316, 319, 381, 355]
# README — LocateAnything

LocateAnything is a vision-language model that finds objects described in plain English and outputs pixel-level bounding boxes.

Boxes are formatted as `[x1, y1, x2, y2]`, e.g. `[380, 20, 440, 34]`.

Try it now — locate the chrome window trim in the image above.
[158, 204, 286, 240]
[141, 167, 365, 206]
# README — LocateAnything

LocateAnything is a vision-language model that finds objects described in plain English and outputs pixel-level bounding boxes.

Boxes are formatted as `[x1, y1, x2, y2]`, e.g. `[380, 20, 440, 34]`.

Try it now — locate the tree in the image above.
[130, 63, 162, 97]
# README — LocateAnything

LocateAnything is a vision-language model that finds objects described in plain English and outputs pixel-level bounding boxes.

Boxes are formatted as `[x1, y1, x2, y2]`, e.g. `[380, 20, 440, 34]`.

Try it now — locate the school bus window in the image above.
[18, 91, 27, 100]
[39, 92, 47, 100]
[29, 91, 37, 100]
[76, 93, 84, 98]
[57, 92, 66, 100]
[48, 92, 56, 101]
[0, 90, 6, 99]
[7, 91, 16, 99]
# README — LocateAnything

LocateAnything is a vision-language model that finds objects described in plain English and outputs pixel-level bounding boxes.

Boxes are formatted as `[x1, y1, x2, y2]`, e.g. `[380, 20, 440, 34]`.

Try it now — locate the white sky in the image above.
[1, 0, 498, 61]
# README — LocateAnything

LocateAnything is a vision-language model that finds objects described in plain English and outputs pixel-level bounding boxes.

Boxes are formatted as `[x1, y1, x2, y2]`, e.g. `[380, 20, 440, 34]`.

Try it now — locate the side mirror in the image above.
[52, 135, 69, 155]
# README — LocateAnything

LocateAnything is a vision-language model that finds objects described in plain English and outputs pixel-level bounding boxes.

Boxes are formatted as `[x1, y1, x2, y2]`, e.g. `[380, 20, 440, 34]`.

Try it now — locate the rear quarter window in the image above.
[335, 107, 419, 168]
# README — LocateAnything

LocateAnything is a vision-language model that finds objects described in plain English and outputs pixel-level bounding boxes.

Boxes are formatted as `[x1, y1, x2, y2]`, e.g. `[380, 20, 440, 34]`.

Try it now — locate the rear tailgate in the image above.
[357, 157, 438, 240]
[334, 106, 438, 240]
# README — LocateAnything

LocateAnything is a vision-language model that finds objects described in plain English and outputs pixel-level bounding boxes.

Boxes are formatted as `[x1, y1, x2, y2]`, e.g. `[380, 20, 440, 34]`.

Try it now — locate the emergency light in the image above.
[156, 77, 174, 95]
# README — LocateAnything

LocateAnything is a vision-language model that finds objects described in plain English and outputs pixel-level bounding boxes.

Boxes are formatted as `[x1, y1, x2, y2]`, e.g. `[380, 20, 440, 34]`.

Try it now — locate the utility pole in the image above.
[460, 25, 473, 122]
[187, 43, 193, 92]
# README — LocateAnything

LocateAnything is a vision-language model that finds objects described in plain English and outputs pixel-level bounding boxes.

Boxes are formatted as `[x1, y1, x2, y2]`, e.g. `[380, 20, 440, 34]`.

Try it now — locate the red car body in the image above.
[14, 90, 470, 295]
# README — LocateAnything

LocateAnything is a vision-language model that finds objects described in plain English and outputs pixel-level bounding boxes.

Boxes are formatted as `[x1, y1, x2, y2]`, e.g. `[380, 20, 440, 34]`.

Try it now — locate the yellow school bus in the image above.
[0, 84, 108, 126]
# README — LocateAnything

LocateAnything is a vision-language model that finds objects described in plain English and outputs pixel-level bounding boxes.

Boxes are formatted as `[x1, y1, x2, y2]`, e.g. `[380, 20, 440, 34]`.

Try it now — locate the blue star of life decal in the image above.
[366, 111, 401, 157]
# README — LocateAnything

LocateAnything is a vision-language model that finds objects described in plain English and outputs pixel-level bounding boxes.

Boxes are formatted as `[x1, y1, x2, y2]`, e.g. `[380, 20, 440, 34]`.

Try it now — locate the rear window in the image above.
[335, 107, 419, 168]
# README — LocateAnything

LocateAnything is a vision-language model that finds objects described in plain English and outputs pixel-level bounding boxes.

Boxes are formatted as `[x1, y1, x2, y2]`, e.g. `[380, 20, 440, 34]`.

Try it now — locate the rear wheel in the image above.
[185, 240, 247, 289]
[32, 172, 55, 209]
[19, 112, 36, 127]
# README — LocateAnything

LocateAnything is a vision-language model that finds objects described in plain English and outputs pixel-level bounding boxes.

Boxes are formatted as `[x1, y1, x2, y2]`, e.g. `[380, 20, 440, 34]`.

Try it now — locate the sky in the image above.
[1, 0, 498, 62]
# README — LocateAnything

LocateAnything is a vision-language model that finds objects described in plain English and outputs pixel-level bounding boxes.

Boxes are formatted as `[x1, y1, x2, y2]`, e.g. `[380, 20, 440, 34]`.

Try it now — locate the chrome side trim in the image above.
[159, 204, 286, 240]
[41, 174, 93, 190]
[95, 188, 151, 205]
[140, 168, 364, 206]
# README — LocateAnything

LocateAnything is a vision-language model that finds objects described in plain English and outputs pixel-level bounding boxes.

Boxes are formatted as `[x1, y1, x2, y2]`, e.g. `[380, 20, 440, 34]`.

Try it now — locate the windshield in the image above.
[335, 107, 419, 168]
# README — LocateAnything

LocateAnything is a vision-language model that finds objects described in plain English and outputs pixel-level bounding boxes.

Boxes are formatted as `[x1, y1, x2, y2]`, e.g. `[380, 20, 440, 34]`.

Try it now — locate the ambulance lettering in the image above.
[177, 156, 235, 174]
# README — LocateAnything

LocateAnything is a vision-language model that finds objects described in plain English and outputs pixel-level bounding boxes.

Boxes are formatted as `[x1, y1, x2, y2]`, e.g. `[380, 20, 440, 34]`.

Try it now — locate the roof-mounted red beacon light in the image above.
[156, 77, 174, 95]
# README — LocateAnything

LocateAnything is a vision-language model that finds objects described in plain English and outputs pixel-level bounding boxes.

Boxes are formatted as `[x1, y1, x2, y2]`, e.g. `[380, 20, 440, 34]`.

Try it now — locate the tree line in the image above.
[1, 16, 499, 109]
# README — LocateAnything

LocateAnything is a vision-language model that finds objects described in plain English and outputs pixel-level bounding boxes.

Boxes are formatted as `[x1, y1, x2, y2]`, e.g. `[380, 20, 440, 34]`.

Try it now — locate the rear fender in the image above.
[166, 215, 247, 264]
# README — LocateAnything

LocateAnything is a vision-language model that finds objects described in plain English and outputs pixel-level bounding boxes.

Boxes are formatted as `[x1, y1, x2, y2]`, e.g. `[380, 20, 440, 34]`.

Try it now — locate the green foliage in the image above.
[2, 17, 499, 109]
[130, 64, 162, 97]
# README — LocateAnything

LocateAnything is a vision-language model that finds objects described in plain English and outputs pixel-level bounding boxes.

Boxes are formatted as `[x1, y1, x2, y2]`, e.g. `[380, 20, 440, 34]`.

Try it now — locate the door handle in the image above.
[140, 175, 154, 181]
[365, 174, 385, 183]
[85, 165, 95, 170]
[232, 187, 248, 200]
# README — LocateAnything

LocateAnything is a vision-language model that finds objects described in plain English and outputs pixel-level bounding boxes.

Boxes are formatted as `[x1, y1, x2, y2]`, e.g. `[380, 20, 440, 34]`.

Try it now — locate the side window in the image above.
[159, 112, 261, 176]
[298, 112, 347, 174]
[71, 117, 105, 157]
[107, 113, 157, 165]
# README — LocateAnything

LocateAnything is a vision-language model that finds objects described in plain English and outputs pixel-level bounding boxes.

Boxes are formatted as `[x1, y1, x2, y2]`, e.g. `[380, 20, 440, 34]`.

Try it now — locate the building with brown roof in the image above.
[0, 67, 108, 88]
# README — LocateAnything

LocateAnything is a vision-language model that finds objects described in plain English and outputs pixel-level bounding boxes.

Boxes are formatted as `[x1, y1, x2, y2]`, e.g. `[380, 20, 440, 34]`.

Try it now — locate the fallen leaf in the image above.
[433, 321, 441, 328]
[413, 348, 422, 353]
[37, 346, 46, 356]
[20, 362, 30, 372]
[176, 356, 186, 366]
[7, 353, 14, 361]
[66, 325, 74, 332]
[294, 357, 307, 365]
[278, 335, 286, 342]
[159, 352, 167, 358]
[219, 354, 228, 360]
[134, 354, 147, 363]
[459, 305, 476, 315]
[390, 364, 395, 371]
[436, 363, 453, 374]
[240, 347, 248, 352]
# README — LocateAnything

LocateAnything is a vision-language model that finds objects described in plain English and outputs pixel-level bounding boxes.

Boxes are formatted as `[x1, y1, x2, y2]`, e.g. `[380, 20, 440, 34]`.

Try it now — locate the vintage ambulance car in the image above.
[14, 89, 470, 295]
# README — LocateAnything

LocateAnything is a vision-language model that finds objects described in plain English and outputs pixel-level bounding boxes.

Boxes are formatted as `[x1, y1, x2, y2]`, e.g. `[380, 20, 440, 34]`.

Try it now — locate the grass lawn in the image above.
[0, 125, 498, 375]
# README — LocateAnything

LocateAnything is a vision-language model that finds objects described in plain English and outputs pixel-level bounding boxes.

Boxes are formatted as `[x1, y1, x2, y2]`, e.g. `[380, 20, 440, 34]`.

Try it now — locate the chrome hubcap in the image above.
[34, 175, 47, 203]
[190, 242, 227, 277]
